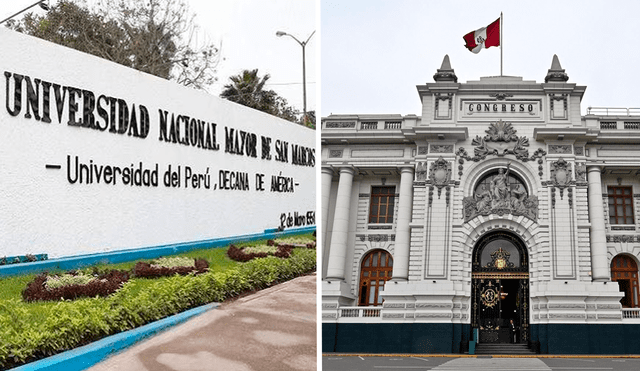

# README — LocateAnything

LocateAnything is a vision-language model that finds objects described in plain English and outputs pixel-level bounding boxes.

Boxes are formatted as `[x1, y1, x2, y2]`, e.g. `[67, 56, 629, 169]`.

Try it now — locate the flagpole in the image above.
[500, 12, 503, 76]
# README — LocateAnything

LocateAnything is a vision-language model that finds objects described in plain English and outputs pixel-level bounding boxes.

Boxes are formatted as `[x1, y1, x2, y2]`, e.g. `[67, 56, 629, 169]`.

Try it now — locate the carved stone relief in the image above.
[456, 120, 547, 163]
[549, 145, 572, 154]
[490, 93, 513, 100]
[575, 163, 587, 182]
[415, 162, 428, 182]
[430, 144, 454, 153]
[463, 164, 539, 222]
[356, 234, 396, 242]
[329, 150, 343, 158]
[606, 235, 640, 243]
[549, 158, 574, 200]
[427, 157, 452, 198]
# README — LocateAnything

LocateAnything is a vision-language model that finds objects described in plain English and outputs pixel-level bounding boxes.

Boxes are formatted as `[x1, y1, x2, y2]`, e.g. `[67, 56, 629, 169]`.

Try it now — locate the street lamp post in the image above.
[0, 1, 50, 25]
[276, 30, 315, 126]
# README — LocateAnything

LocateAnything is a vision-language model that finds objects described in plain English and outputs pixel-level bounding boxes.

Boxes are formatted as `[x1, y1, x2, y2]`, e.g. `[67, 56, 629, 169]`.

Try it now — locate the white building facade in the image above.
[321, 55, 640, 354]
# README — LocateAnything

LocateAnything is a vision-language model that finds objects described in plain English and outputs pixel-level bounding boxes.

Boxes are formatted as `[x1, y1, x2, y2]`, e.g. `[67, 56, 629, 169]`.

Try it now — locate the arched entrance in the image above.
[611, 254, 640, 308]
[358, 249, 393, 306]
[472, 231, 529, 343]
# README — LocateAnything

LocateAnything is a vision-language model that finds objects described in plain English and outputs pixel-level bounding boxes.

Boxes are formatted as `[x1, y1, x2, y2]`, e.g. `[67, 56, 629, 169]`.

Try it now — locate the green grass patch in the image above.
[0, 241, 315, 369]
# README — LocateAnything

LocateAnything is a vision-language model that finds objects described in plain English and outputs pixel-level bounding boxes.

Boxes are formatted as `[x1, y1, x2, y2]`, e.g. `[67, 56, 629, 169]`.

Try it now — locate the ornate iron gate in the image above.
[471, 232, 529, 343]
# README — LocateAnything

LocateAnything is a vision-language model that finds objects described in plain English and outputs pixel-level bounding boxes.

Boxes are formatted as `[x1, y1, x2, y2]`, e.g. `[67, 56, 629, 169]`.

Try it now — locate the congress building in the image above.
[321, 55, 640, 354]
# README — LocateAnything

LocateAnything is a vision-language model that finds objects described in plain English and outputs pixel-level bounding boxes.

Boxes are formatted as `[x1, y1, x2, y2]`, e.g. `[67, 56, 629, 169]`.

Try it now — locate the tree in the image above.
[301, 111, 316, 129]
[220, 69, 302, 124]
[6, 0, 219, 90]
[220, 69, 273, 112]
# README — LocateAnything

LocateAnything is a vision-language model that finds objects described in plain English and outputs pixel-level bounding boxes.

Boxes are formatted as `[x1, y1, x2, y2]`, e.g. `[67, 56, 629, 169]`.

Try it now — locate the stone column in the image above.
[587, 165, 609, 281]
[326, 167, 355, 280]
[392, 166, 414, 281]
[321, 167, 334, 251]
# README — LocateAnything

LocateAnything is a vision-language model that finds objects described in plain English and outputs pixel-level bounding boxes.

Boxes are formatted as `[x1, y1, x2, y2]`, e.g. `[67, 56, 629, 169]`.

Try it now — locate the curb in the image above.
[0, 226, 315, 277]
[11, 303, 219, 371]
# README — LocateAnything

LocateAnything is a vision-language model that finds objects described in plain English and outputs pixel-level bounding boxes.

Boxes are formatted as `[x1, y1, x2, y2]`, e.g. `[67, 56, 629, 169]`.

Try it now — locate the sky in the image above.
[2, 0, 317, 116]
[321, 0, 640, 117]
[7, 0, 640, 120]
[187, 0, 316, 114]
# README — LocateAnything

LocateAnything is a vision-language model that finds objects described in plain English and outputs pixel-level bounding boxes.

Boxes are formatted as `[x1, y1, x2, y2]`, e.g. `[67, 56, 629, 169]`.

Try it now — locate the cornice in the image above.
[533, 127, 597, 142]
[321, 132, 409, 144]
[402, 126, 468, 141]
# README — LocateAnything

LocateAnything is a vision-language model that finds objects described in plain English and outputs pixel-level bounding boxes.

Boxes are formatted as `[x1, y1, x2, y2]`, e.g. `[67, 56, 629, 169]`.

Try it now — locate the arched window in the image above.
[611, 254, 640, 308]
[358, 250, 393, 306]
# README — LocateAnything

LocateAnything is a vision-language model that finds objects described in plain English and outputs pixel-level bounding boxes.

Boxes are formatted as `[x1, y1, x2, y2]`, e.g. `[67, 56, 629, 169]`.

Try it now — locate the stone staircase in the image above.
[474, 343, 537, 355]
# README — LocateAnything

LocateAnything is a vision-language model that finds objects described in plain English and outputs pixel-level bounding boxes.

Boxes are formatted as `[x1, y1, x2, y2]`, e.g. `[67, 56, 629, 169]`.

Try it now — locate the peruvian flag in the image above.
[463, 18, 500, 53]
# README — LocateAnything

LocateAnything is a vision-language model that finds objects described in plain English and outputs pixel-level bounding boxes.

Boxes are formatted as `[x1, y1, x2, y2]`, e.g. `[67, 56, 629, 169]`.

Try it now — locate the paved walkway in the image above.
[323, 355, 640, 371]
[431, 358, 549, 370]
[88, 273, 317, 371]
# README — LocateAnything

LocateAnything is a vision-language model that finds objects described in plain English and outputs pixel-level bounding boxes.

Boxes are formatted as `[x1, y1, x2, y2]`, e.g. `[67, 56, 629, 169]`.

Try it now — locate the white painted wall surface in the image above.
[0, 28, 315, 258]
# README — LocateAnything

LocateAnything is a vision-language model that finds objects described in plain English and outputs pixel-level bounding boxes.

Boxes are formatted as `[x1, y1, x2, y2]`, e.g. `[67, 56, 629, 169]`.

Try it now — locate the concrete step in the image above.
[474, 343, 537, 355]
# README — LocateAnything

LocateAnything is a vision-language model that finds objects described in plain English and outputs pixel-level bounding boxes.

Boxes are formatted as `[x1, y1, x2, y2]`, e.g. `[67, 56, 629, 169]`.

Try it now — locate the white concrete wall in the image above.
[0, 29, 315, 258]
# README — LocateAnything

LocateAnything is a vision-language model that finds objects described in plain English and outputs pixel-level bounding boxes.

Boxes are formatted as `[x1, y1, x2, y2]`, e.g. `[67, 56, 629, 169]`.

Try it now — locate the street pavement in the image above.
[323, 355, 640, 371]
[88, 273, 317, 371]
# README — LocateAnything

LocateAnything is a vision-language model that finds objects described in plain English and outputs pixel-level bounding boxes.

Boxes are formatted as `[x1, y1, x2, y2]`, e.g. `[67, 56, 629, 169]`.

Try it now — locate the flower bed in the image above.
[132, 258, 209, 278]
[227, 244, 293, 262]
[227, 235, 316, 262]
[0, 246, 315, 369]
[22, 270, 129, 302]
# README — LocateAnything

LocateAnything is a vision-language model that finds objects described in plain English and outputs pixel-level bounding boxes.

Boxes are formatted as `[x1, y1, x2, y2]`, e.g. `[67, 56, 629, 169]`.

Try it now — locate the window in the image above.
[608, 186, 634, 225]
[611, 254, 640, 308]
[358, 250, 393, 306]
[369, 186, 395, 223]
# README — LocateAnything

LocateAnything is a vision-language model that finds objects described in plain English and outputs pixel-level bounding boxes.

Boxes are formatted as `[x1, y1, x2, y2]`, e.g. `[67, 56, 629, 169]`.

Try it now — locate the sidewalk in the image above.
[87, 273, 317, 371]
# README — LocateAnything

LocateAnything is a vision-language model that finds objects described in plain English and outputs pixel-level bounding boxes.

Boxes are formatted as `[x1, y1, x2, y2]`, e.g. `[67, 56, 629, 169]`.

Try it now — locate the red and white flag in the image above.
[463, 18, 500, 53]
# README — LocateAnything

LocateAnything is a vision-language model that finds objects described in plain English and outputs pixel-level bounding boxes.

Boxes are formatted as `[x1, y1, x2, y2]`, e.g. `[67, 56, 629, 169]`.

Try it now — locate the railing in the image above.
[588, 107, 640, 116]
[384, 121, 402, 129]
[360, 122, 378, 130]
[600, 121, 617, 130]
[323, 120, 403, 130]
[339, 307, 381, 318]
[622, 308, 640, 319]
[598, 121, 640, 130]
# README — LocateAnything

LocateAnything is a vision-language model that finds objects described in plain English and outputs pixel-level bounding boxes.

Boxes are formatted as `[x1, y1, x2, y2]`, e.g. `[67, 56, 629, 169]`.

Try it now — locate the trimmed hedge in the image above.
[0, 248, 315, 369]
